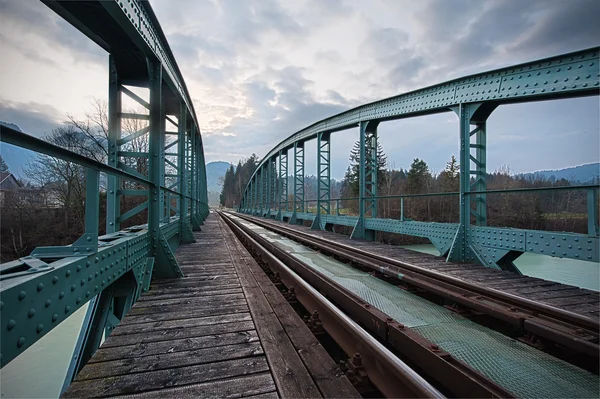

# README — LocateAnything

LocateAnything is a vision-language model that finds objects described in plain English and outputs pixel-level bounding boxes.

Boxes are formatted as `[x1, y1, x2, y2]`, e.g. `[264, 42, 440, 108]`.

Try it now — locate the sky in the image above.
[0, 0, 599, 179]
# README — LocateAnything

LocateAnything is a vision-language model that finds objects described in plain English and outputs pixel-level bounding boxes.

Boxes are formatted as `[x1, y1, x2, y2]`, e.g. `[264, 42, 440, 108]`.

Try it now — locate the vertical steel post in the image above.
[106, 56, 121, 233]
[290, 141, 304, 224]
[148, 58, 181, 278]
[259, 166, 264, 217]
[472, 120, 487, 225]
[266, 158, 272, 217]
[278, 150, 288, 220]
[178, 105, 194, 242]
[351, 121, 378, 240]
[448, 103, 494, 263]
[252, 176, 257, 215]
[312, 131, 331, 230]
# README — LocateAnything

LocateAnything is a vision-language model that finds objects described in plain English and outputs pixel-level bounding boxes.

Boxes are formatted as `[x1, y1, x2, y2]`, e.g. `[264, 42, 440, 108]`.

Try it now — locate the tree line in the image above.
[0, 100, 154, 262]
[220, 139, 593, 238]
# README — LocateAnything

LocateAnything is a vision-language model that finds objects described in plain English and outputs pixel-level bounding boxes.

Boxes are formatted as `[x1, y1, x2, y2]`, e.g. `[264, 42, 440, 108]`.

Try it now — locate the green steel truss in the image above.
[276, 150, 288, 221]
[242, 47, 600, 272]
[312, 132, 331, 230]
[0, 0, 208, 389]
[290, 141, 305, 225]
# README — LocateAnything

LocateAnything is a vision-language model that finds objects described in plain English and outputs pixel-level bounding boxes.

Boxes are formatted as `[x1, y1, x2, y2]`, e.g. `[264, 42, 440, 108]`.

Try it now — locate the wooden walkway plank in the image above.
[218, 216, 360, 399]
[90, 330, 259, 363]
[63, 215, 356, 398]
[112, 372, 277, 398]
[63, 357, 270, 398]
[76, 342, 264, 381]
[218, 219, 323, 398]
[105, 320, 256, 348]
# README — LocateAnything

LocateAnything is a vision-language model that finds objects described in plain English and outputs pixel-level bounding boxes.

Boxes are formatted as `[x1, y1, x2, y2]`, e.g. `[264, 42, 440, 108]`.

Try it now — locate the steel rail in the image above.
[218, 211, 445, 399]
[231, 212, 600, 354]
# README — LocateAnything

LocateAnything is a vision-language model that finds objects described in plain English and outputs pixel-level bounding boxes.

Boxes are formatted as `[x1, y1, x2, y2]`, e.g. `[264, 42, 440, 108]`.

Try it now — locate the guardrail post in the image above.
[312, 131, 331, 230]
[290, 141, 304, 224]
[106, 56, 121, 233]
[400, 197, 404, 222]
[148, 58, 182, 278]
[351, 120, 379, 240]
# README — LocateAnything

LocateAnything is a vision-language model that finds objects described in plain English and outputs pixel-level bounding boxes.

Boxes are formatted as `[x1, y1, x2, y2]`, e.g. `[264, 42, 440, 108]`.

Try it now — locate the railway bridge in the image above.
[1, 1, 599, 398]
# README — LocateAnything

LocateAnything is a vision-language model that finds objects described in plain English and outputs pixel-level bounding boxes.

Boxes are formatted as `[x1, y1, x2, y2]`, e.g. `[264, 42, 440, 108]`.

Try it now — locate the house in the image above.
[0, 172, 22, 205]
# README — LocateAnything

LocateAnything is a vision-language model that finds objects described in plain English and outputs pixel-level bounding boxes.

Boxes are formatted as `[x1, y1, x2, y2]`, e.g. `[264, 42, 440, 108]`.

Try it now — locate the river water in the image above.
[1, 250, 598, 398]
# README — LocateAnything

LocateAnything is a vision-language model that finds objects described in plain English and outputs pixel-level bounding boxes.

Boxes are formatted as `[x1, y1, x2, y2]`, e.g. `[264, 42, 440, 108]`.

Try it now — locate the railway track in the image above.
[229, 211, 599, 357]
[219, 210, 599, 398]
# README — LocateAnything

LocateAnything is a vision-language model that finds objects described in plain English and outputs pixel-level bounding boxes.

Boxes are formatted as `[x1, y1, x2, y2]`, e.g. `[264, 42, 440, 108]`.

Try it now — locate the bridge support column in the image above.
[191, 126, 201, 230]
[447, 103, 519, 272]
[352, 121, 379, 240]
[290, 141, 305, 224]
[106, 56, 121, 233]
[312, 132, 331, 230]
[266, 157, 274, 218]
[178, 104, 194, 243]
[277, 150, 288, 221]
[148, 58, 182, 278]
[259, 165, 265, 217]
[252, 175, 258, 215]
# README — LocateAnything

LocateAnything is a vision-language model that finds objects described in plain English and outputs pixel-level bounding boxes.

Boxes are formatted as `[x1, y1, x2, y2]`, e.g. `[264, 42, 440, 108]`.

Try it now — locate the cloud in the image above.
[1, 0, 597, 180]
[0, 0, 105, 66]
[0, 100, 61, 137]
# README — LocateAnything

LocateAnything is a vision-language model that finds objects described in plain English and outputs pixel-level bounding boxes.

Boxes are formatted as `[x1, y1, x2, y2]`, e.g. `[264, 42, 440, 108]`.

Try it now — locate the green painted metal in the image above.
[1, 0, 208, 378]
[351, 121, 378, 240]
[312, 132, 331, 230]
[106, 56, 121, 234]
[266, 157, 273, 218]
[290, 141, 304, 225]
[242, 48, 599, 271]
[277, 150, 288, 221]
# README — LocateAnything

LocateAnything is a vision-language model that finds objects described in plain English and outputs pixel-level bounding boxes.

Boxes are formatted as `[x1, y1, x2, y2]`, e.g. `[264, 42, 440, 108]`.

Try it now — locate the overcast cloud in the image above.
[0, 0, 598, 178]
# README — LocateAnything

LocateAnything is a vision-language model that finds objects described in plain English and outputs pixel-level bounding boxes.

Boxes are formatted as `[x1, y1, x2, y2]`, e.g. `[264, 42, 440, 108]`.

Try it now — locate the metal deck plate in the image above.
[238, 219, 599, 398]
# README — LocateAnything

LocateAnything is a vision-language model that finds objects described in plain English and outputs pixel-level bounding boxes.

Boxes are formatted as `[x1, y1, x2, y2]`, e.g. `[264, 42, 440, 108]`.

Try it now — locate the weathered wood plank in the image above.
[131, 292, 245, 308]
[112, 372, 277, 399]
[219, 218, 323, 399]
[77, 342, 264, 381]
[63, 357, 270, 397]
[139, 287, 243, 301]
[105, 320, 256, 348]
[91, 330, 259, 362]
[119, 304, 249, 324]
[228, 231, 360, 398]
[127, 300, 247, 316]
[110, 312, 253, 337]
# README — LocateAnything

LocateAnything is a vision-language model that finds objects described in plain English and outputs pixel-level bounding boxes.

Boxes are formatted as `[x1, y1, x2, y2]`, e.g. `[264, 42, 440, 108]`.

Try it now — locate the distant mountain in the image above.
[518, 163, 600, 183]
[206, 161, 231, 206]
[0, 121, 35, 179]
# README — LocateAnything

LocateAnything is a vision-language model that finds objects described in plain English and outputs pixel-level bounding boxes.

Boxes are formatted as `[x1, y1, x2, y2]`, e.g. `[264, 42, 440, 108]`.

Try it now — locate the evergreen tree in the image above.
[345, 139, 387, 196]
[219, 164, 235, 207]
[439, 155, 459, 192]
[406, 158, 430, 193]
[0, 155, 9, 173]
